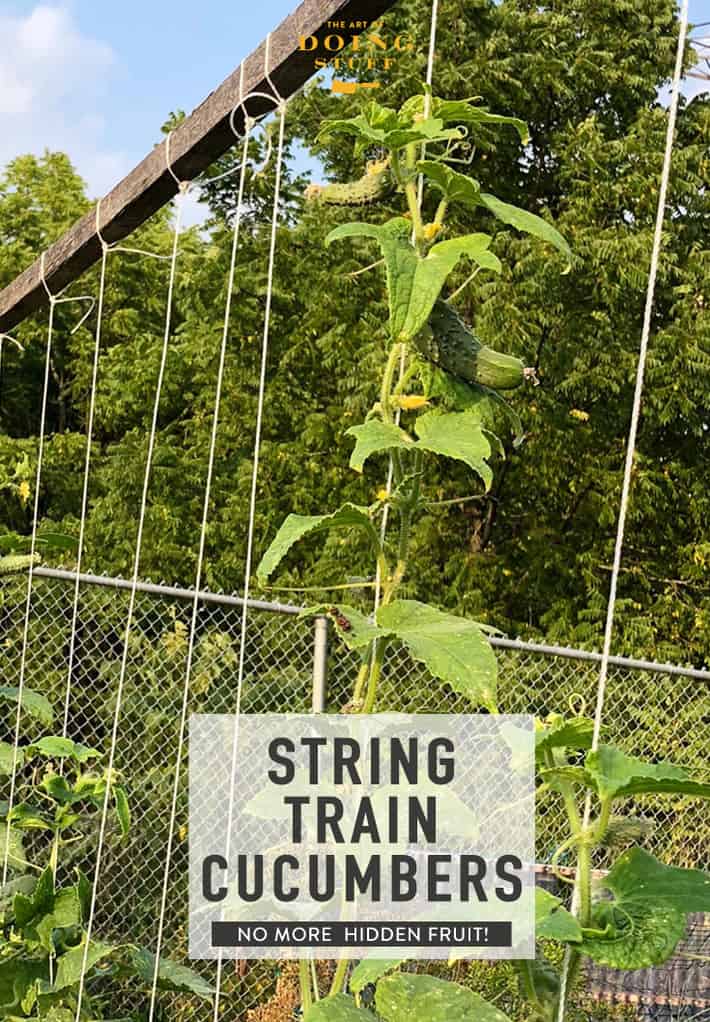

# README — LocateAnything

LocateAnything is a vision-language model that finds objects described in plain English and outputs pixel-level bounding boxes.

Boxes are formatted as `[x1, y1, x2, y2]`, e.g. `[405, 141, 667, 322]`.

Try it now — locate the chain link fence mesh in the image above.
[1, 568, 708, 1020]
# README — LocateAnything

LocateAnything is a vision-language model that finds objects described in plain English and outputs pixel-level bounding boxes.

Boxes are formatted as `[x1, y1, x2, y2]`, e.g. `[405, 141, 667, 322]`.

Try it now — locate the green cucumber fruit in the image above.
[305, 160, 394, 207]
[0, 553, 40, 575]
[413, 299, 526, 391]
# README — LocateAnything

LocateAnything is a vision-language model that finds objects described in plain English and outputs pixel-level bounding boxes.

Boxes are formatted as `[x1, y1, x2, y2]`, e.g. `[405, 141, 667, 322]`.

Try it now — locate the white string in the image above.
[373, 0, 439, 612]
[1, 255, 55, 886]
[146, 121, 253, 1021]
[60, 228, 109, 758]
[74, 181, 189, 1020]
[212, 95, 287, 1022]
[555, 3, 689, 1017]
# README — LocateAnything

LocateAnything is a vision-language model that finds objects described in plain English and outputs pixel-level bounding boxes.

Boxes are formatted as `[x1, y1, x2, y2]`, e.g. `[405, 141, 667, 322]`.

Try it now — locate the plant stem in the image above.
[363, 637, 387, 714]
[352, 658, 371, 705]
[380, 343, 403, 424]
[329, 956, 349, 997]
[299, 959, 313, 1014]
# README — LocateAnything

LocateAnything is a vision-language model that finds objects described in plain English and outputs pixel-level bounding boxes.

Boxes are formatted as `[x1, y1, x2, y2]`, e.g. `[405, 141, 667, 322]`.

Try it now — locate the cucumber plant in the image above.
[0, 720, 212, 1017]
[255, 90, 710, 1020]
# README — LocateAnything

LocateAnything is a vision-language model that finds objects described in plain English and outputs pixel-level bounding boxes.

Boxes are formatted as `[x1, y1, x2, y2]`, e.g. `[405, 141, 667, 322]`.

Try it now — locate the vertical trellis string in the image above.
[555, 2, 689, 1018]
[74, 167, 189, 1021]
[146, 71, 255, 1018]
[373, 0, 439, 612]
[60, 208, 110, 751]
[1, 256, 55, 886]
[1, 265, 96, 883]
[212, 84, 288, 1022]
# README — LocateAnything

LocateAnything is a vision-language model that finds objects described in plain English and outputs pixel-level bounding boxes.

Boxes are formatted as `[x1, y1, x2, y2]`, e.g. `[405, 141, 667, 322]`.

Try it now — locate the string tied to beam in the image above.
[73, 154, 192, 1022]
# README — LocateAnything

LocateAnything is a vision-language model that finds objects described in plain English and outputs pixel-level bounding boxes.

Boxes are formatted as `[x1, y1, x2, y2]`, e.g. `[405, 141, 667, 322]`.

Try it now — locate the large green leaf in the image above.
[400, 95, 529, 142]
[256, 503, 379, 581]
[28, 737, 100, 763]
[476, 193, 571, 261]
[585, 745, 710, 802]
[346, 420, 414, 472]
[580, 848, 710, 969]
[349, 959, 407, 995]
[376, 973, 512, 1022]
[35, 887, 82, 951]
[14, 866, 54, 927]
[53, 939, 116, 990]
[417, 161, 481, 207]
[129, 948, 214, 999]
[414, 410, 493, 489]
[0, 741, 23, 775]
[0, 687, 53, 725]
[535, 887, 582, 943]
[376, 599, 497, 709]
[429, 371, 523, 444]
[318, 100, 464, 154]
[535, 717, 595, 762]
[326, 219, 498, 343]
[602, 847, 710, 914]
[0, 959, 47, 1010]
[306, 994, 372, 1021]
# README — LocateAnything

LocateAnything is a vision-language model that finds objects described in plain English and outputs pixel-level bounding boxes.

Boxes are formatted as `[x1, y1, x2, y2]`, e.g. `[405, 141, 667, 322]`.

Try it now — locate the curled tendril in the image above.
[568, 693, 587, 718]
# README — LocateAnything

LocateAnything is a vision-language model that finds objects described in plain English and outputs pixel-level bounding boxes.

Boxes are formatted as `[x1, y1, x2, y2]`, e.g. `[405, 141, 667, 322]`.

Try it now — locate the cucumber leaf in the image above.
[306, 994, 372, 1021]
[376, 973, 513, 1022]
[414, 410, 494, 490]
[53, 939, 116, 990]
[317, 100, 464, 154]
[326, 219, 498, 343]
[400, 95, 528, 143]
[129, 947, 214, 999]
[580, 848, 710, 969]
[376, 599, 497, 709]
[0, 742, 23, 775]
[27, 737, 100, 763]
[0, 687, 53, 725]
[428, 371, 524, 445]
[476, 193, 571, 261]
[535, 887, 582, 943]
[584, 745, 710, 802]
[257, 504, 379, 581]
[535, 718, 595, 762]
[349, 958, 407, 995]
[346, 420, 414, 472]
[417, 161, 481, 207]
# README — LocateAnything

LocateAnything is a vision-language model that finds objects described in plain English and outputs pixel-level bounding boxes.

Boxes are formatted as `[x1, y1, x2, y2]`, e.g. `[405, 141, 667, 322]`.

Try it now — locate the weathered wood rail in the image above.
[0, 0, 397, 331]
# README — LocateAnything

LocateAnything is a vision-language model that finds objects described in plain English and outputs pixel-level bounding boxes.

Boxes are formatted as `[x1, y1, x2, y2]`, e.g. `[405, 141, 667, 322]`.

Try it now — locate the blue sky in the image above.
[1, 0, 708, 221]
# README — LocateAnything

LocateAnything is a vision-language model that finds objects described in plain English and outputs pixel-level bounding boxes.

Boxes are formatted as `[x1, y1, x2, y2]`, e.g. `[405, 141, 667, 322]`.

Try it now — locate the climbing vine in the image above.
[256, 90, 710, 1021]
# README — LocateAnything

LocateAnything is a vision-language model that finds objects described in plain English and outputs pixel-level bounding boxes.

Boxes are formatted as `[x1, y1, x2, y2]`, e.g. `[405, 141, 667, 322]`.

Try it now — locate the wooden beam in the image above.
[0, 0, 397, 331]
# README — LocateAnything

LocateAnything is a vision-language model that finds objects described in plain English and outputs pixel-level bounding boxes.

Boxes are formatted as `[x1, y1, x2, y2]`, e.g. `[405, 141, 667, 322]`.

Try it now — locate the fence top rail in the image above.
[32, 566, 710, 681]
[0, 0, 397, 332]
[33, 566, 303, 617]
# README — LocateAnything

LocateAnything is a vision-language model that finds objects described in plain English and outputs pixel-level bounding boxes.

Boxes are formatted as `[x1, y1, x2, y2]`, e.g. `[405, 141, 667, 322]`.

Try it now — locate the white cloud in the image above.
[0, 5, 130, 196]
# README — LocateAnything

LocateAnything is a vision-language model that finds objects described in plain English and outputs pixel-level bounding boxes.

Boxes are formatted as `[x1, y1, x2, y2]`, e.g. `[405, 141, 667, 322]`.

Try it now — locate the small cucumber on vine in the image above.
[304, 158, 394, 207]
[0, 552, 40, 575]
[413, 299, 528, 391]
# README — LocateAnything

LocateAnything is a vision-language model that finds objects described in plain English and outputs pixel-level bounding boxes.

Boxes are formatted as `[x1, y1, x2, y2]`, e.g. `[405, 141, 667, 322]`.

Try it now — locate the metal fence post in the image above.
[312, 615, 329, 712]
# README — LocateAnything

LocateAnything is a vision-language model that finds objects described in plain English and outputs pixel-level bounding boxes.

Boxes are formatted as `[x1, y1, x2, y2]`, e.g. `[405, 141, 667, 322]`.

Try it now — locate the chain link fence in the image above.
[1, 567, 709, 1019]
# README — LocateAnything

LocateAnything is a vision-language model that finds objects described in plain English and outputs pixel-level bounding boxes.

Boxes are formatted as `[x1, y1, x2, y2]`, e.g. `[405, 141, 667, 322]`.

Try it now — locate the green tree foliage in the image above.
[0, 0, 708, 666]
